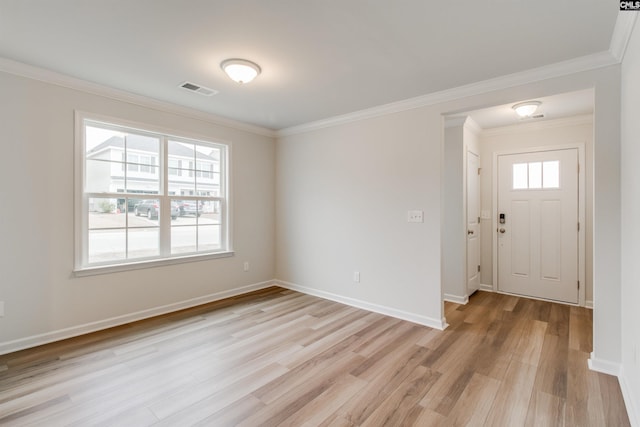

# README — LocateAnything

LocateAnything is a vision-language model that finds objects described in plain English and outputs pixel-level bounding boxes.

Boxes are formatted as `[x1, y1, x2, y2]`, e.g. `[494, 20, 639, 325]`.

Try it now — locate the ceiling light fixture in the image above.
[220, 59, 261, 84]
[512, 101, 541, 118]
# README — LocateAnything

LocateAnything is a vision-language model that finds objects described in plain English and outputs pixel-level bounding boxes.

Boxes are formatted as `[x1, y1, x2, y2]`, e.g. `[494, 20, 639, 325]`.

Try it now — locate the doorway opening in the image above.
[442, 88, 593, 308]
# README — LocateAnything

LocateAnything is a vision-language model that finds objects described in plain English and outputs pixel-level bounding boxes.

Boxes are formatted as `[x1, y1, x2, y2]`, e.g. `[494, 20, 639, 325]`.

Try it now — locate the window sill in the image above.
[73, 251, 235, 277]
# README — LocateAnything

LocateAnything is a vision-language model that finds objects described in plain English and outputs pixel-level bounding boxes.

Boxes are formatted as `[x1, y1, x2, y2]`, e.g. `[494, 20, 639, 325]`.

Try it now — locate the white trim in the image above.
[444, 294, 469, 305]
[588, 352, 622, 376]
[278, 51, 616, 137]
[275, 280, 447, 330]
[619, 367, 640, 427]
[0, 280, 276, 356]
[610, 12, 639, 62]
[480, 283, 494, 292]
[492, 143, 587, 306]
[481, 114, 593, 138]
[464, 117, 483, 135]
[73, 251, 235, 277]
[0, 57, 276, 138]
[444, 116, 467, 128]
[585, 300, 594, 309]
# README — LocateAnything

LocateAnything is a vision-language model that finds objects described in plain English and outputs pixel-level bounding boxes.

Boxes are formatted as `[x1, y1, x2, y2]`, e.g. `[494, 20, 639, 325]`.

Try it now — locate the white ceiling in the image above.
[0, 1, 618, 131]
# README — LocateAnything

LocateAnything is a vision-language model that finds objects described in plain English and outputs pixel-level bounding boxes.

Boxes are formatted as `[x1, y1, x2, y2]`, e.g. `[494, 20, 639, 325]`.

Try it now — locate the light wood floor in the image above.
[0, 287, 630, 426]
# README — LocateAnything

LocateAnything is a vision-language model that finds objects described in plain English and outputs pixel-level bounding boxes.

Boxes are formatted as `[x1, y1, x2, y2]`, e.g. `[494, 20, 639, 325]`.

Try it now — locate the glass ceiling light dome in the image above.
[512, 101, 541, 118]
[221, 59, 261, 84]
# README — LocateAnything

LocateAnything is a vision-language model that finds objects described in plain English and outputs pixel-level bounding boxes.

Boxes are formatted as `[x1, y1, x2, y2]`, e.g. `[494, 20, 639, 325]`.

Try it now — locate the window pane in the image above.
[168, 172, 195, 196]
[543, 161, 560, 188]
[88, 229, 126, 263]
[198, 225, 221, 251]
[126, 134, 159, 156]
[126, 166, 159, 194]
[88, 198, 124, 229]
[175, 199, 201, 218]
[86, 126, 124, 154]
[128, 228, 160, 259]
[86, 160, 121, 193]
[528, 162, 542, 189]
[199, 200, 221, 225]
[171, 225, 197, 254]
[195, 145, 220, 194]
[513, 163, 528, 189]
[132, 199, 161, 220]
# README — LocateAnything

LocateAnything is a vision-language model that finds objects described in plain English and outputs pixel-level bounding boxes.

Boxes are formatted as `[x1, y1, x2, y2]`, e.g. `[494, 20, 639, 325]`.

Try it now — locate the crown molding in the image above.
[277, 51, 617, 137]
[610, 11, 639, 62]
[480, 113, 594, 138]
[0, 57, 277, 139]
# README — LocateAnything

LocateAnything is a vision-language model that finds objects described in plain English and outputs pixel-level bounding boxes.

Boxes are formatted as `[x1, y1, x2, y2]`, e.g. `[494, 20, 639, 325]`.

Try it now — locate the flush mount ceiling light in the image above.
[512, 101, 541, 118]
[220, 59, 261, 84]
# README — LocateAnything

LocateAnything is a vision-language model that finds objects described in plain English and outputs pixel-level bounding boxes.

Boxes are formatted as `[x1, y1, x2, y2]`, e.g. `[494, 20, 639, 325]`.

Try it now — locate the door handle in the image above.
[467, 230, 474, 235]
[499, 228, 506, 234]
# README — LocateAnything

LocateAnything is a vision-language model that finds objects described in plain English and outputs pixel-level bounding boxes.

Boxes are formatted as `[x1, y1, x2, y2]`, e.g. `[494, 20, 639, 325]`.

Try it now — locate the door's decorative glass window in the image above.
[513, 161, 560, 190]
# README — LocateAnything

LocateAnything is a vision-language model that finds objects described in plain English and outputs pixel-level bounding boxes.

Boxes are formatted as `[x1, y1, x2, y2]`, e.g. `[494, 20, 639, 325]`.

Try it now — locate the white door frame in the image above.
[491, 143, 586, 306]
[465, 148, 480, 296]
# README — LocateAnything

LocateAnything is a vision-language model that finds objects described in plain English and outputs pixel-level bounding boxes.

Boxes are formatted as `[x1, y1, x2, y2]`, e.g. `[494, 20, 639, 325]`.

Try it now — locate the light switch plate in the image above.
[408, 210, 424, 223]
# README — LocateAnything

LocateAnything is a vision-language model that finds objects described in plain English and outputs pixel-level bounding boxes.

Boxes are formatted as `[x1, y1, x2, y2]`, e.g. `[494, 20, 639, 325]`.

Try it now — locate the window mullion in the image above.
[160, 136, 171, 257]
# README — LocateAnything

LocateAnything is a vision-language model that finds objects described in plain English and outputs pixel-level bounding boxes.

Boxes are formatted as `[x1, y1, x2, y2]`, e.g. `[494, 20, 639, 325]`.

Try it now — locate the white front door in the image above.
[497, 148, 579, 304]
[467, 151, 480, 295]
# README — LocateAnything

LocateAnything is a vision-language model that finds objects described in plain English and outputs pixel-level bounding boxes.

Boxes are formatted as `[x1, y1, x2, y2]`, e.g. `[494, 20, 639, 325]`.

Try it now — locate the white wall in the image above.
[478, 115, 594, 304]
[0, 71, 276, 352]
[276, 66, 621, 358]
[276, 108, 445, 327]
[620, 17, 640, 427]
[442, 119, 465, 302]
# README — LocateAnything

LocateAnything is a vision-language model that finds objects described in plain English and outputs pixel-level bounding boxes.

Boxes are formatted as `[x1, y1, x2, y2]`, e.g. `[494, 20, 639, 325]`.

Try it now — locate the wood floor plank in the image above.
[441, 372, 501, 427]
[0, 288, 631, 426]
[484, 359, 538, 426]
[524, 390, 565, 427]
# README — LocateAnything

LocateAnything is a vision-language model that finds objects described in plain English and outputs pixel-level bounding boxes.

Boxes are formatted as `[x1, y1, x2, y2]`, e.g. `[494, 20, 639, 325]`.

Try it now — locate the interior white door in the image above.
[497, 148, 578, 304]
[467, 151, 480, 295]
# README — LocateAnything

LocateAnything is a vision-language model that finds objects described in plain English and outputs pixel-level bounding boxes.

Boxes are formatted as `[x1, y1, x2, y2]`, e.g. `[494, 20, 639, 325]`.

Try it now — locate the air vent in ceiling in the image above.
[179, 81, 218, 96]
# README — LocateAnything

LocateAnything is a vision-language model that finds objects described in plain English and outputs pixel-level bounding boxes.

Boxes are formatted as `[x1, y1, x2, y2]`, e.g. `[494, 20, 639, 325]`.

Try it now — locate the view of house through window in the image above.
[79, 116, 228, 269]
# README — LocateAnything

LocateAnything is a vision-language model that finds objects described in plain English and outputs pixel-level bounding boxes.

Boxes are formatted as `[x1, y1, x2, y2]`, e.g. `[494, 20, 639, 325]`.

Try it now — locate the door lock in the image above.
[499, 228, 506, 234]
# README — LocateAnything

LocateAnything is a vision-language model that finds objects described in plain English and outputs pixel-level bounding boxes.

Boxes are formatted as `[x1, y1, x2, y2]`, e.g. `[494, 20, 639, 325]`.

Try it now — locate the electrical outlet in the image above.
[407, 210, 423, 223]
[353, 271, 360, 283]
[243, 261, 249, 272]
[0, 301, 4, 317]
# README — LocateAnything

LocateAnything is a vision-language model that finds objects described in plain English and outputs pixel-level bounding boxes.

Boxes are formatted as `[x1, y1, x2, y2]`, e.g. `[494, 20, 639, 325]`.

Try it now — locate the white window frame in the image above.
[74, 111, 233, 276]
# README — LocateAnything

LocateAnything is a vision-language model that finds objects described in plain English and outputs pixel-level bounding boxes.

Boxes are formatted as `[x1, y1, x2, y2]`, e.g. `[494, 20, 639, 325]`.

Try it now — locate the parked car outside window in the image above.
[134, 200, 179, 220]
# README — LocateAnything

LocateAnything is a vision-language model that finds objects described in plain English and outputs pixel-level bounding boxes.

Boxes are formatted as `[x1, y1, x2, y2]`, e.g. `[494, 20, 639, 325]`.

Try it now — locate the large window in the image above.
[75, 113, 231, 274]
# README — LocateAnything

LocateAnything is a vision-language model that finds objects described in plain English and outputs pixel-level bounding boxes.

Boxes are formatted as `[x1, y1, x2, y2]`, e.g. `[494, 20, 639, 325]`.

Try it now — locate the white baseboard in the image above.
[586, 300, 594, 309]
[275, 279, 446, 330]
[479, 283, 494, 292]
[444, 294, 469, 304]
[619, 367, 639, 427]
[0, 280, 276, 356]
[588, 352, 622, 376]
